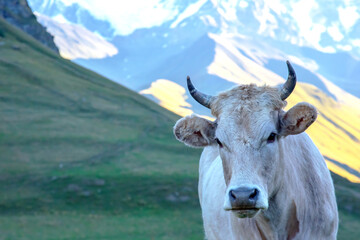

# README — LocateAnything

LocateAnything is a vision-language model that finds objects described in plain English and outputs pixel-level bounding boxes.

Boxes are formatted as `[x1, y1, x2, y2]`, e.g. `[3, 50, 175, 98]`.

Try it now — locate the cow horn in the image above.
[280, 61, 297, 100]
[187, 76, 214, 109]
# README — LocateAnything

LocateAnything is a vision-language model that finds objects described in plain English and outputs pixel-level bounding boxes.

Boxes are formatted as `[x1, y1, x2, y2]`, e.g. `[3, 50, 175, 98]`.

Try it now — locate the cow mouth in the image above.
[229, 208, 260, 218]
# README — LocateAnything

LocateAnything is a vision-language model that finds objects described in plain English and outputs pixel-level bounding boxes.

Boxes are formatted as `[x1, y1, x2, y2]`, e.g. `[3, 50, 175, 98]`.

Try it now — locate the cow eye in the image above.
[267, 132, 277, 144]
[215, 138, 223, 148]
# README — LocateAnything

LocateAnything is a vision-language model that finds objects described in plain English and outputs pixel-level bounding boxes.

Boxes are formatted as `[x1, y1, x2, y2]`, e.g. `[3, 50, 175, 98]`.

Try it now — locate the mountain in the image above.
[34, 13, 118, 59]
[28, 0, 360, 96]
[0, 1, 360, 239]
[28, 0, 360, 184]
[0, 0, 58, 52]
[27, 0, 115, 38]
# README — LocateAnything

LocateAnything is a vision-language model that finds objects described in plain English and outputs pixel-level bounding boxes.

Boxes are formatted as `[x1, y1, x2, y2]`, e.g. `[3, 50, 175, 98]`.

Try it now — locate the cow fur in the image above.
[174, 84, 338, 240]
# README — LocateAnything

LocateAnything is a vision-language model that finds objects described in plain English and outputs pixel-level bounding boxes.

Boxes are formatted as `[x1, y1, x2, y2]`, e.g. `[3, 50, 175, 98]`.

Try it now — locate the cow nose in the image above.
[229, 187, 259, 208]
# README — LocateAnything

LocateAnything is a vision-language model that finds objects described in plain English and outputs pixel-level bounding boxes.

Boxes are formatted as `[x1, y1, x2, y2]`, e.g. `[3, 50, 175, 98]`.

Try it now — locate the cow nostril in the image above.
[229, 190, 236, 200]
[249, 189, 258, 200]
[229, 187, 259, 206]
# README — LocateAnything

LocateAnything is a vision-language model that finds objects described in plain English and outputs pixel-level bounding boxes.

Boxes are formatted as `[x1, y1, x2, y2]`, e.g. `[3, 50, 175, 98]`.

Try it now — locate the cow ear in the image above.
[279, 102, 317, 136]
[173, 114, 216, 147]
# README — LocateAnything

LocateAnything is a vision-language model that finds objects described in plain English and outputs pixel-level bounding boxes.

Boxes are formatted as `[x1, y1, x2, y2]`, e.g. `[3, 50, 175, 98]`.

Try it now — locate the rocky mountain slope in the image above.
[0, 0, 58, 52]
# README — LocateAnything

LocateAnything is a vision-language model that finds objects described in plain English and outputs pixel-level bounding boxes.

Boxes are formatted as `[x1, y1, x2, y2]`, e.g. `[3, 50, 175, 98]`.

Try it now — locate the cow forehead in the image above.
[211, 84, 285, 117]
[211, 84, 285, 139]
[216, 111, 278, 145]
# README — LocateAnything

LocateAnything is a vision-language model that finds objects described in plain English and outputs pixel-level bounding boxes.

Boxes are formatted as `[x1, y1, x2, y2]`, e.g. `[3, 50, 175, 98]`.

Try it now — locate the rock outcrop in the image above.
[0, 0, 58, 53]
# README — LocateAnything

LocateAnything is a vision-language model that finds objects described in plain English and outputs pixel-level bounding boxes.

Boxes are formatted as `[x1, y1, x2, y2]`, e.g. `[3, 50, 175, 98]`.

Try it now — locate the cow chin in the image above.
[231, 209, 260, 218]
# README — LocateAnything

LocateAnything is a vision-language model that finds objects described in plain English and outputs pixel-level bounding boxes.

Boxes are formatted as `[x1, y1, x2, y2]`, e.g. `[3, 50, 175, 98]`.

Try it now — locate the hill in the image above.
[27, 0, 360, 184]
[0, 17, 202, 239]
[0, 15, 359, 240]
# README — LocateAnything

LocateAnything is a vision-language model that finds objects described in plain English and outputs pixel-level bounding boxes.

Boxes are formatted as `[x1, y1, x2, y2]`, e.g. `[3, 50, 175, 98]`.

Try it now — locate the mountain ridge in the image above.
[27, 0, 360, 183]
[34, 12, 118, 59]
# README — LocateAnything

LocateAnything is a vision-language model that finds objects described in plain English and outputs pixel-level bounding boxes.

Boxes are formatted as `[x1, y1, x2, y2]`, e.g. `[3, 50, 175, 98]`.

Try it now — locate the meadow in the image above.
[0, 17, 359, 239]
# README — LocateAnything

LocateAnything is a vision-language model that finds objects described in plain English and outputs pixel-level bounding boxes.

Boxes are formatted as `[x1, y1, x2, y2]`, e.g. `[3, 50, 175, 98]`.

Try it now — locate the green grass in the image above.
[0, 17, 203, 239]
[0, 16, 359, 239]
[332, 172, 360, 239]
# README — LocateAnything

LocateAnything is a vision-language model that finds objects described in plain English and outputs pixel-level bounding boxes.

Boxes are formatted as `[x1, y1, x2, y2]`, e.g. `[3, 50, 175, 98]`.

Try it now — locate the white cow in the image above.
[174, 61, 338, 240]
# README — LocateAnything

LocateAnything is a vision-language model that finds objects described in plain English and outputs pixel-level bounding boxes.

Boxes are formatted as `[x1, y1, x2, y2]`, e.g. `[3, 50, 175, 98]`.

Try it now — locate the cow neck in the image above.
[253, 136, 295, 240]
[254, 191, 282, 240]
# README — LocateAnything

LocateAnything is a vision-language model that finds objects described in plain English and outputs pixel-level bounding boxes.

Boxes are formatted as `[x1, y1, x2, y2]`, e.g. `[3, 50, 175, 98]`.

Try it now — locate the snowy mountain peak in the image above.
[35, 13, 118, 59]
[29, 0, 360, 57]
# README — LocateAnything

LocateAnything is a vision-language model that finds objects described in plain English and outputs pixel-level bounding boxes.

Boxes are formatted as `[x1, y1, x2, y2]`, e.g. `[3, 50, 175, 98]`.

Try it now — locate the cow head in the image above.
[174, 61, 317, 218]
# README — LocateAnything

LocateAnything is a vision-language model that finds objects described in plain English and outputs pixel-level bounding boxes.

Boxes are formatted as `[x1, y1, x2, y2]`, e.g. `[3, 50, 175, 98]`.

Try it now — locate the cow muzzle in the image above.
[224, 186, 265, 218]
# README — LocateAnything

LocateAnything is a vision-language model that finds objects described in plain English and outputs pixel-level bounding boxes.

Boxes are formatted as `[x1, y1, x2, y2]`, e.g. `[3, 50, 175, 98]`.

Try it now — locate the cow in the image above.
[173, 61, 338, 240]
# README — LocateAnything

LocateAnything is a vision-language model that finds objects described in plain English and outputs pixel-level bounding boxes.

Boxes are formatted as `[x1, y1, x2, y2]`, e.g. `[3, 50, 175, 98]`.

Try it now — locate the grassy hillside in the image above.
[0, 17, 202, 240]
[0, 16, 359, 239]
